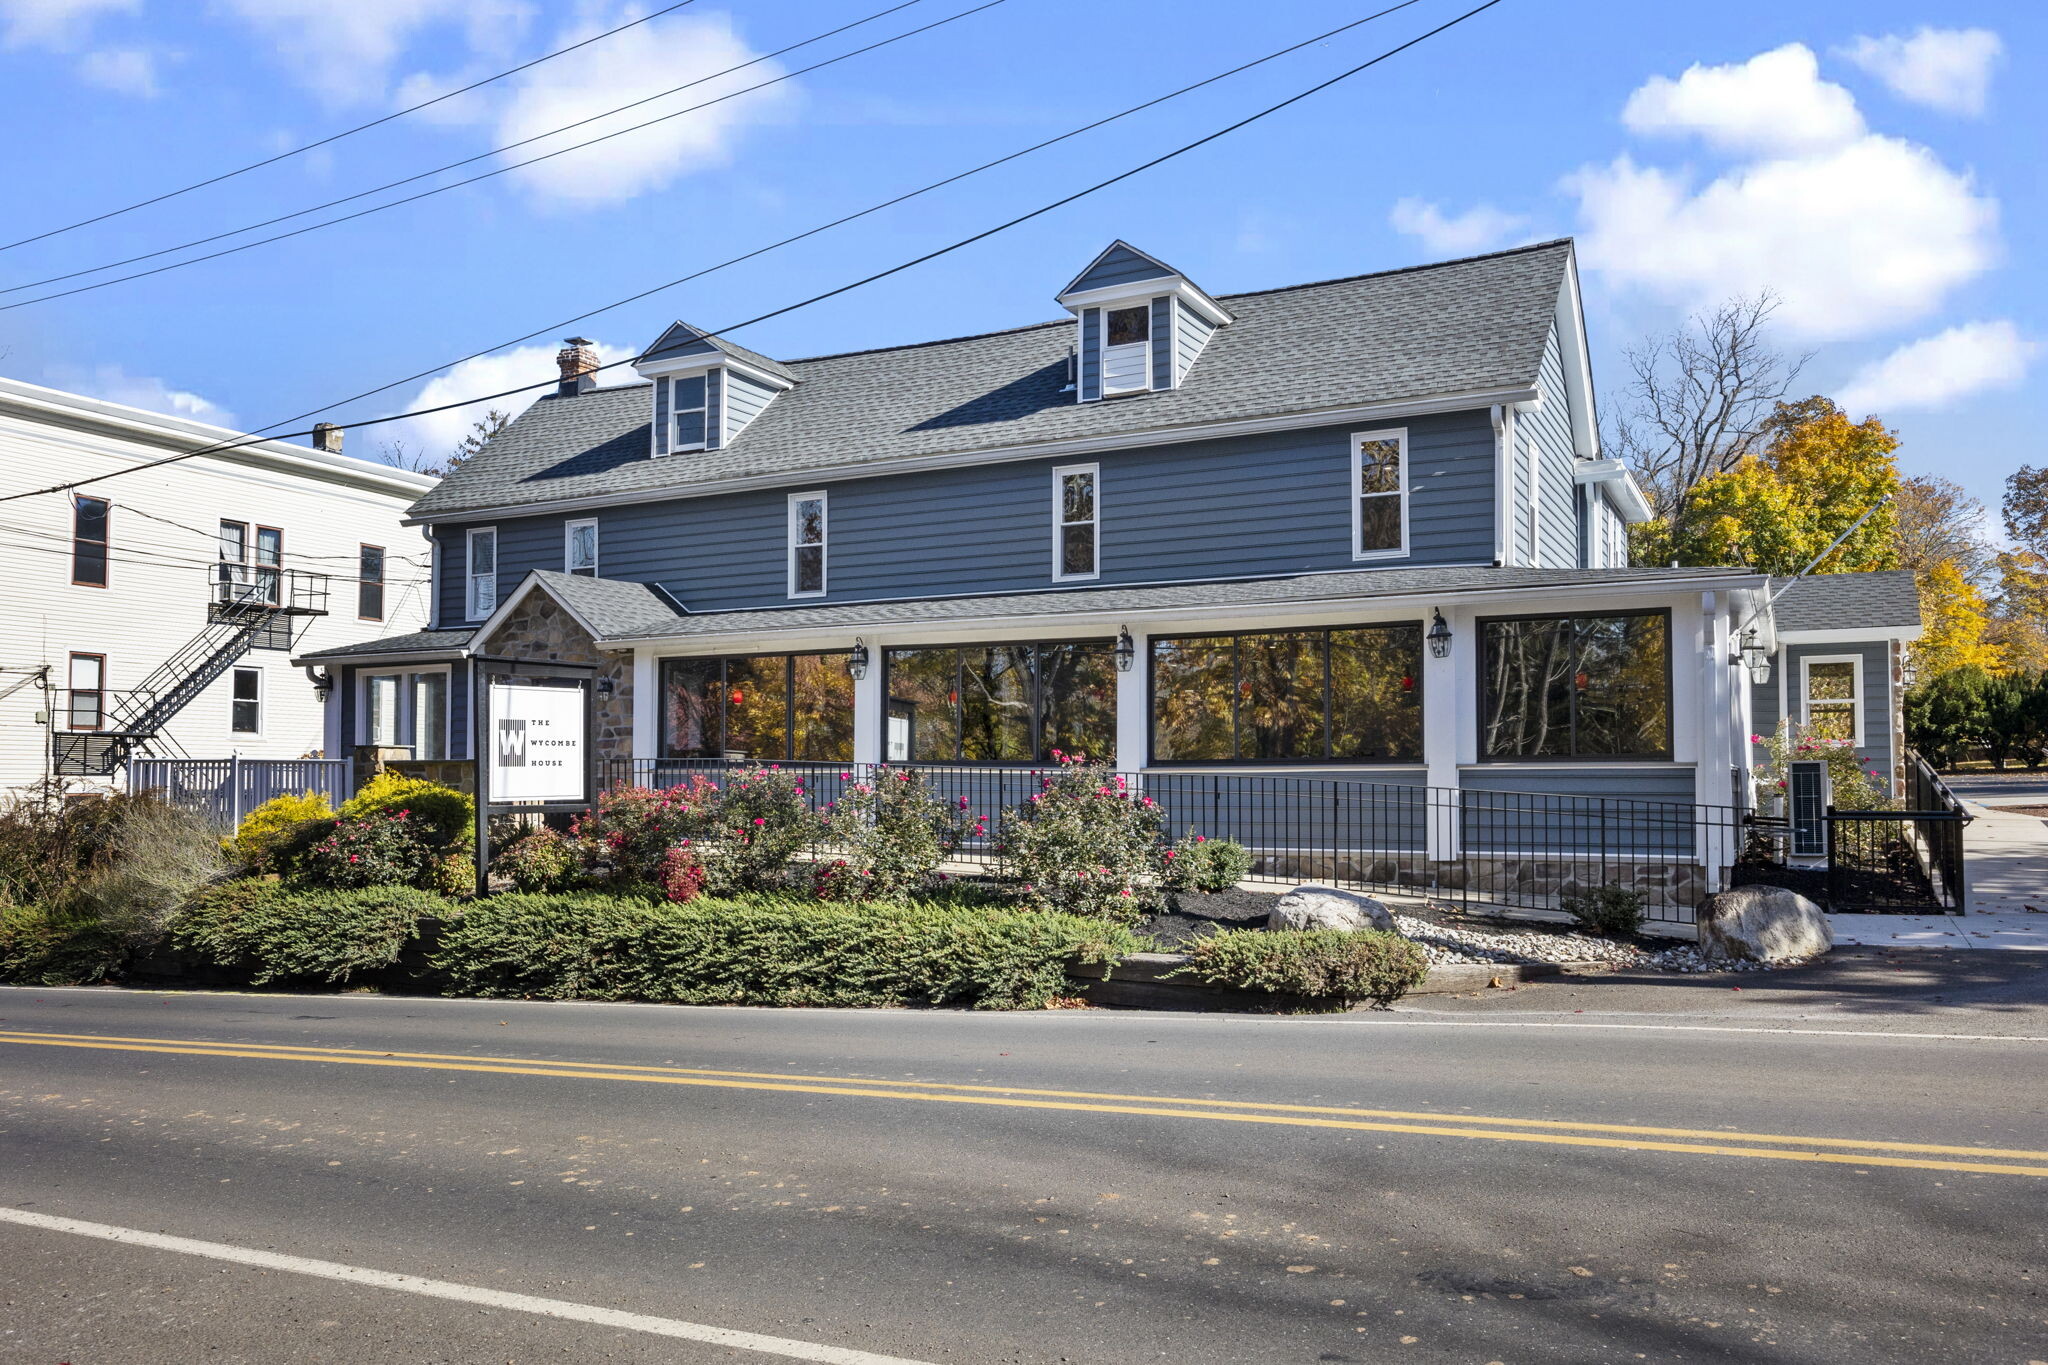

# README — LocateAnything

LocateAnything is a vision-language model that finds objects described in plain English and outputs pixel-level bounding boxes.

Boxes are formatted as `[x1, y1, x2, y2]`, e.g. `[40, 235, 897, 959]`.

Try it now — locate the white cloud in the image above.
[383, 339, 632, 462]
[1571, 48, 1999, 340]
[0, 0, 134, 49]
[212, 0, 532, 104]
[1838, 321, 2036, 414]
[1388, 198, 1533, 256]
[76, 45, 156, 96]
[1842, 27, 2002, 116]
[490, 9, 792, 208]
[1622, 43, 1865, 156]
[52, 363, 236, 428]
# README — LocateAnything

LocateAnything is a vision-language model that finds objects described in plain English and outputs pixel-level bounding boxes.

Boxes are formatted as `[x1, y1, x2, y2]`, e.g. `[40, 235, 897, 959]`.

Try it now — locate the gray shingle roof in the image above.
[643, 322, 799, 383]
[1769, 569, 1921, 633]
[296, 628, 476, 662]
[410, 241, 1575, 519]
[523, 564, 1760, 645]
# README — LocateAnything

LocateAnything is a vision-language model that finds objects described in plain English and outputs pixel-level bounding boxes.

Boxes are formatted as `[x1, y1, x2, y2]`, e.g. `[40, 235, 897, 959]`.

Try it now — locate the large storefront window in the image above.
[883, 640, 1115, 764]
[1151, 624, 1423, 764]
[660, 653, 855, 762]
[1480, 611, 1670, 760]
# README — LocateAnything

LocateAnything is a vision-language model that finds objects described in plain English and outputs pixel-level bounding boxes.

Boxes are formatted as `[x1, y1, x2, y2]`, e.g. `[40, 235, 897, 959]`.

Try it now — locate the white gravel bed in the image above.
[1393, 911, 1781, 974]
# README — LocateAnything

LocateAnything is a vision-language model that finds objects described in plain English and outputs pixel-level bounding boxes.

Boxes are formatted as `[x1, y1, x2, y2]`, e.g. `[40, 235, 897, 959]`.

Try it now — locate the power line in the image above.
[0, 0, 981, 307]
[0, 1, 704, 256]
[0, 0, 1506, 507]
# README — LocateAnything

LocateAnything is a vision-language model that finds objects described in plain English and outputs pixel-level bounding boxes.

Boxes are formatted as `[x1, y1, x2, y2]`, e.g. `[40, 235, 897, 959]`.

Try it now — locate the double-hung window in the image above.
[358, 545, 385, 620]
[216, 519, 251, 604]
[67, 653, 106, 730]
[72, 496, 109, 587]
[466, 527, 498, 619]
[254, 526, 282, 604]
[565, 519, 599, 577]
[1800, 656, 1862, 746]
[1053, 464, 1098, 580]
[1101, 305, 1150, 395]
[230, 667, 262, 735]
[672, 374, 709, 451]
[788, 493, 825, 598]
[1352, 427, 1407, 559]
[363, 670, 449, 759]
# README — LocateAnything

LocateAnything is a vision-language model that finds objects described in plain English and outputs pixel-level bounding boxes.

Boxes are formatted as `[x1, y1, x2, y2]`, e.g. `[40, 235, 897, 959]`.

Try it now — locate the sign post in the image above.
[472, 658, 597, 899]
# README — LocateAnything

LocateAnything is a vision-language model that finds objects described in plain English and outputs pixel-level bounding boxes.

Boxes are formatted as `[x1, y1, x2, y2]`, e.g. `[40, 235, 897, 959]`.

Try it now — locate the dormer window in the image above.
[672, 373, 709, 452]
[1102, 305, 1150, 395]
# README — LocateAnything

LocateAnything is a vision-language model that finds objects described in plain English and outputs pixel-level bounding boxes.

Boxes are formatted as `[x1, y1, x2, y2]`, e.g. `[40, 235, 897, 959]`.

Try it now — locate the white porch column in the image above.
[1422, 605, 1465, 862]
[853, 640, 884, 766]
[1114, 627, 1148, 773]
[1695, 591, 1737, 892]
[630, 647, 657, 764]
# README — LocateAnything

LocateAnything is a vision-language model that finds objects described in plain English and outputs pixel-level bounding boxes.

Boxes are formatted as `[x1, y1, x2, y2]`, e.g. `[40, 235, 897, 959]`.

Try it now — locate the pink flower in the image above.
[1195, 835, 1206, 843]
[349, 854, 360, 863]
[753, 817, 766, 826]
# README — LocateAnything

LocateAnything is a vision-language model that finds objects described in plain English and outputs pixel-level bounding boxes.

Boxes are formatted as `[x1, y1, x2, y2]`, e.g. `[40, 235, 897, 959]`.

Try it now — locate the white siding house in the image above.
[0, 376, 435, 788]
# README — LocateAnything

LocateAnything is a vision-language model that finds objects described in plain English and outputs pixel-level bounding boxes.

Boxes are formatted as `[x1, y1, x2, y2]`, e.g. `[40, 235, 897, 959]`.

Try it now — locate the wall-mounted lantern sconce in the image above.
[1736, 628, 1772, 686]
[595, 676, 616, 699]
[849, 638, 870, 681]
[1426, 610, 1452, 660]
[303, 665, 334, 702]
[1115, 626, 1136, 673]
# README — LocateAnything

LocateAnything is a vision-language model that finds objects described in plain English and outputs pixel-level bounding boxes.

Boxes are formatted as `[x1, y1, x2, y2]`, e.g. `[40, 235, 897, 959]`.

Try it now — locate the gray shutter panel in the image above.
[1150, 296, 1172, 390]
[704, 367, 724, 452]
[653, 376, 671, 457]
[1078, 309, 1101, 403]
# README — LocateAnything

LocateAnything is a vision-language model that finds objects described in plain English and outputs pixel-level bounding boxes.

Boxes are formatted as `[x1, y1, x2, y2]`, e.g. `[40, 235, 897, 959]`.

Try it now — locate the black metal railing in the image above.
[1824, 752, 1970, 914]
[598, 759, 1748, 925]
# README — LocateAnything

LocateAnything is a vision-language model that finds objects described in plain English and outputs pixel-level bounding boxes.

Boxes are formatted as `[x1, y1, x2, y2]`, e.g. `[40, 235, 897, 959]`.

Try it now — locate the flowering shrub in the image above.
[657, 845, 708, 903]
[570, 778, 718, 883]
[698, 766, 823, 895]
[1752, 722, 1893, 812]
[295, 810, 435, 890]
[817, 767, 981, 901]
[223, 791, 333, 872]
[491, 824, 578, 892]
[1161, 832, 1253, 895]
[1001, 755, 1164, 923]
[340, 774, 473, 848]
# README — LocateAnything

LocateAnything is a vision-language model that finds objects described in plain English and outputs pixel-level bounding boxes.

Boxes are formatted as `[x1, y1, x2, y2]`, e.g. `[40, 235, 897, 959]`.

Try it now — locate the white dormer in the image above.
[1055, 241, 1232, 403]
[632, 321, 798, 458]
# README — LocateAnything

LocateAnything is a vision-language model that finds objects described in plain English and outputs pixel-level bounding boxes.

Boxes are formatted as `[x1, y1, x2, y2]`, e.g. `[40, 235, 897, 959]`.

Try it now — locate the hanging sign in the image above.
[486, 679, 588, 805]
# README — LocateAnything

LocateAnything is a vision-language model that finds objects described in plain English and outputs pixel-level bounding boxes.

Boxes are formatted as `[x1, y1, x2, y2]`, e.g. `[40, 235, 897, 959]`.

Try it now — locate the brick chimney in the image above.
[311, 422, 343, 454]
[557, 337, 600, 397]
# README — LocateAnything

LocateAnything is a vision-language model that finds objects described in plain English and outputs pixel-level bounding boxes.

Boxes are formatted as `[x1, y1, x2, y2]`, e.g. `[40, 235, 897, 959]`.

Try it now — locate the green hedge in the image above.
[433, 893, 1139, 1010]
[169, 879, 445, 986]
[1172, 928, 1428, 1010]
[0, 903, 126, 985]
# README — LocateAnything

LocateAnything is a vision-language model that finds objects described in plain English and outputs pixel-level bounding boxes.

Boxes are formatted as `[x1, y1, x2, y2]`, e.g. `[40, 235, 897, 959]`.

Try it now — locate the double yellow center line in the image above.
[5, 1027, 2045, 1178]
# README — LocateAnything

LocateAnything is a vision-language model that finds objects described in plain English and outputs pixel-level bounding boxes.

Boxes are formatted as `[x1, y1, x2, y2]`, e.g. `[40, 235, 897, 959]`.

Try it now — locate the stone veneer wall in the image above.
[476, 593, 634, 764]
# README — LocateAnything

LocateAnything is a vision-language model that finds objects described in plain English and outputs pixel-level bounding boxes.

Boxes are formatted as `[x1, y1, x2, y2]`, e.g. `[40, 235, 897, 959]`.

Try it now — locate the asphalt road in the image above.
[2, 982, 2046, 1364]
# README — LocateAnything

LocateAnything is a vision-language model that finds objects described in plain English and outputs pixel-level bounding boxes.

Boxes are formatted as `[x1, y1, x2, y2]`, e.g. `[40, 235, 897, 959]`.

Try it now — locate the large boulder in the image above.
[1269, 884, 1397, 934]
[1698, 885, 1832, 964]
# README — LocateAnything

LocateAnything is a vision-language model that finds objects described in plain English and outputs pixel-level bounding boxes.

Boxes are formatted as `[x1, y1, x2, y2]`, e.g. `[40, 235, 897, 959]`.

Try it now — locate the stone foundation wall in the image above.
[477, 593, 634, 763]
[1250, 852, 1709, 910]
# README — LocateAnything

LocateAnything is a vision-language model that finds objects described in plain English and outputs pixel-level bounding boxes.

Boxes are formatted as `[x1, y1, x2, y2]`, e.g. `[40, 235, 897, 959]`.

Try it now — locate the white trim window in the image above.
[672, 373, 710, 452]
[1800, 654, 1864, 747]
[1351, 426, 1408, 559]
[1053, 464, 1099, 581]
[361, 668, 451, 760]
[230, 666, 262, 736]
[788, 492, 826, 598]
[1101, 303, 1151, 395]
[466, 526, 498, 620]
[565, 518, 599, 577]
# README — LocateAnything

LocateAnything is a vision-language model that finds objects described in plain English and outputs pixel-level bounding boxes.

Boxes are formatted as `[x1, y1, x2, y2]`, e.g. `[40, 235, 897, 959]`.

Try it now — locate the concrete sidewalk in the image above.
[1960, 800, 2048, 915]
[1829, 911, 2048, 950]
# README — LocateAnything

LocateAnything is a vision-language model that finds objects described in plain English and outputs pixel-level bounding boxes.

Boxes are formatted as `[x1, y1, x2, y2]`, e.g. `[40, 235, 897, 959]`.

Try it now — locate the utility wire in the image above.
[0, 0, 1506, 506]
[0, 1, 705, 256]
[0, 0, 965, 306]
[67, 0, 1425, 468]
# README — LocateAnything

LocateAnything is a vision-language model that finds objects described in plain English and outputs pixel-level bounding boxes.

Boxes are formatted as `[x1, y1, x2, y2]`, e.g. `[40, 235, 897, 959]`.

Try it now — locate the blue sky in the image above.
[0, 0, 2037, 512]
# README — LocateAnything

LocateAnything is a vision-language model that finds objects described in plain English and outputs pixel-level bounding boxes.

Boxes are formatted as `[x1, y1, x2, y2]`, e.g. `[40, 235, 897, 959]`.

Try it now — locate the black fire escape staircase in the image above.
[53, 570, 330, 777]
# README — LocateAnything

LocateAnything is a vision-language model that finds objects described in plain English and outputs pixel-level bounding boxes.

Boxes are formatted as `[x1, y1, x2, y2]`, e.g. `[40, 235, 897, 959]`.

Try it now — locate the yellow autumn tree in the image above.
[1911, 559, 2001, 677]
[1659, 398, 1901, 574]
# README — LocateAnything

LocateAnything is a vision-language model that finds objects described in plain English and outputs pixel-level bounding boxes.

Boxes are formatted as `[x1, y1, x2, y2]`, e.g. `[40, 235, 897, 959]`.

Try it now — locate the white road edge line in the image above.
[0, 1207, 937, 1365]
[1373, 1018, 2048, 1043]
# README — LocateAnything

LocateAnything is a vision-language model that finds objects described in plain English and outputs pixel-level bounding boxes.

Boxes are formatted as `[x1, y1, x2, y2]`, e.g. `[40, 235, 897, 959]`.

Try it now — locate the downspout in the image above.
[1490, 405, 1513, 566]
